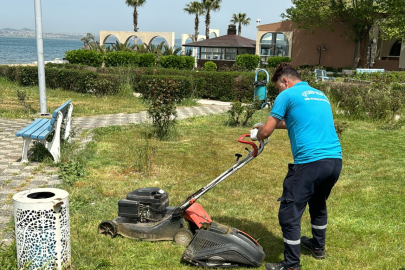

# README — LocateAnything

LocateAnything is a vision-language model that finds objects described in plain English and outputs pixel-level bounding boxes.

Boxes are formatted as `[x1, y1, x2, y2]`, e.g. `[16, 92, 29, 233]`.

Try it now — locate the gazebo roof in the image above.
[183, 34, 256, 48]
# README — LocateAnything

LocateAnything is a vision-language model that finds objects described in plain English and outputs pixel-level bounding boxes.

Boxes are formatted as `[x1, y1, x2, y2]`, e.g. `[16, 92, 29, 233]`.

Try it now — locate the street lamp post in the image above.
[34, 0, 48, 115]
[315, 43, 326, 66]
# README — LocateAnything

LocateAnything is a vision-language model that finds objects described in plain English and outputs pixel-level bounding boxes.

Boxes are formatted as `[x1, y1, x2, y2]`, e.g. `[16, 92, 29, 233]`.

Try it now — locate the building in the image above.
[183, 25, 256, 68]
[256, 21, 405, 70]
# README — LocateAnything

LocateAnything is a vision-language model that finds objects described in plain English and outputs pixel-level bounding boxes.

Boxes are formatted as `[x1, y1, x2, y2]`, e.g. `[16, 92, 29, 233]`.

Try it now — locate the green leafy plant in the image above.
[30, 141, 53, 162]
[203, 61, 217, 71]
[147, 78, 179, 140]
[59, 161, 85, 186]
[159, 55, 194, 70]
[267, 56, 292, 67]
[226, 99, 262, 126]
[16, 88, 30, 113]
[65, 49, 103, 67]
[234, 54, 260, 70]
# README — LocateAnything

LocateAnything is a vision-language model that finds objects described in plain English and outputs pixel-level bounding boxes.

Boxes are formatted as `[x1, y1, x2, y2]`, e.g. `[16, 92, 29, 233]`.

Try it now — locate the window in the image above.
[200, 47, 237, 61]
[259, 32, 290, 64]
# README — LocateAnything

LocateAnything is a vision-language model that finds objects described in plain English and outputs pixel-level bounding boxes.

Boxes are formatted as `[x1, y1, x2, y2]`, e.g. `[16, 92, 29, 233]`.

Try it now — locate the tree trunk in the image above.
[238, 23, 241, 36]
[134, 8, 138, 46]
[352, 38, 361, 69]
[194, 16, 199, 42]
[205, 12, 210, 39]
[133, 8, 138, 32]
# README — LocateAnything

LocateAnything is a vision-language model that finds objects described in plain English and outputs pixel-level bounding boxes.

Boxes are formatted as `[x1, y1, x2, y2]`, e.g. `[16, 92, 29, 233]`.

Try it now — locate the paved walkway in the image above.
[0, 100, 231, 245]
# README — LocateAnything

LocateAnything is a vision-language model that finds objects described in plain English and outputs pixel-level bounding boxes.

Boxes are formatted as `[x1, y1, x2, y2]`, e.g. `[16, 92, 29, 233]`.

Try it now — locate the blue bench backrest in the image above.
[315, 69, 328, 78]
[356, 68, 385, 74]
[49, 100, 71, 131]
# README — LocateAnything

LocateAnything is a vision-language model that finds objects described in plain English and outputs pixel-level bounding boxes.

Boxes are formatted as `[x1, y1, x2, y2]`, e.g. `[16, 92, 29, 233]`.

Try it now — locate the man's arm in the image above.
[257, 116, 286, 140]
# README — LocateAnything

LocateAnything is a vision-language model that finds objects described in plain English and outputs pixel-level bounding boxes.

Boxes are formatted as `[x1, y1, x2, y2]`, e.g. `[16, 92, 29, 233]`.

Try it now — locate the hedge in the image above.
[0, 65, 120, 95]
[65, 50, 103, 67]
[159, 55, 194, 70]
[104, 52, 156, 67]
[235, 54, 260, 70]
[136, 75, 194, 102]
[267, 56, 292, 67]
[0, 65, 321, 103]
[319, 82, 405, 121]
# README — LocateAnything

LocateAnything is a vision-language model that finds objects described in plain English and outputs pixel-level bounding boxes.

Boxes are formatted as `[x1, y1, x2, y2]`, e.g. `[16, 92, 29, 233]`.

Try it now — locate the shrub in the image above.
[183, 56, 195, 70]
[267, 56, 292, 68]
[226, 99, 262, 126]
[137, 75, 193, 102]
[104, 51, 140, 67]
[139, 53, 157, 67]
[159, 55, 194, 70]
[320, 82, 405, 121]
[146, 78, 179, 140]
[234, 54, 260, 70]
[65, 50, 103, 67]
[203, 61, 217, 71]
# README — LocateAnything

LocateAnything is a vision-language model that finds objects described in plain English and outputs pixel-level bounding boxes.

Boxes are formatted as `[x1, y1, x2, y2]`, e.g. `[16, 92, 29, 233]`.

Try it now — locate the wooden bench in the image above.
[15, 100, 73, 163]
[315, 69, 334, 82]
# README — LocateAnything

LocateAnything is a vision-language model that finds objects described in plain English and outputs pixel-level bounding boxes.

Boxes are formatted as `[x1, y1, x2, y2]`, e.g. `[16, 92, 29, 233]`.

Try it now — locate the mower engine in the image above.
[118, 187, 169, 223]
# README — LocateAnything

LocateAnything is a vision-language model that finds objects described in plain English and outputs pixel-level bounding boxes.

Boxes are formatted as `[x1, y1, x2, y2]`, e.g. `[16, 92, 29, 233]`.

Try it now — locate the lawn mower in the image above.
[98, 134, 267, 268]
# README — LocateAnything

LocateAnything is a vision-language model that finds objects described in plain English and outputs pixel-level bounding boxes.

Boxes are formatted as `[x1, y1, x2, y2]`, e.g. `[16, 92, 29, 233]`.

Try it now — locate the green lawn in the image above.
[0, 77, 148, 118]
[1, 78, 404, 269]
[51, 112, 405, 269]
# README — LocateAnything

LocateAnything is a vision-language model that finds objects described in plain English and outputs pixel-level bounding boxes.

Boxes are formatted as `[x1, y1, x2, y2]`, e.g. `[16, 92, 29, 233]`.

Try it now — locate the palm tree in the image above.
[111, 40, 136, 51]
[230, 13, 251, 36]
[125, 0, 146, 32]
[184, 1, 204, 42]
[81, 33, 96, 49]
[202, 0, 222, 39]
[163, 44, 182, 55]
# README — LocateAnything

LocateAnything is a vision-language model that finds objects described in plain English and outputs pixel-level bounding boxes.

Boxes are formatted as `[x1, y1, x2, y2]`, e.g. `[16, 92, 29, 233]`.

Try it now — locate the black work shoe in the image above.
[301, 235, 325, 260]
[265, 261, 301, 270]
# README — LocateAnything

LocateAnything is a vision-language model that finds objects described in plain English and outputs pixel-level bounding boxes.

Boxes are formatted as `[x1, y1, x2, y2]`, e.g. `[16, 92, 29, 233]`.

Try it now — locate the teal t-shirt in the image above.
[270, 81, 342, 164]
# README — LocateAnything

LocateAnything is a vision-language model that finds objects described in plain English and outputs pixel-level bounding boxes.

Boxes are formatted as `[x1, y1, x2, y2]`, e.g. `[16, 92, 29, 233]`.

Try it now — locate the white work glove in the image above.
[250, 128, 259, 141]
[250, 122, 263, 141]
[252, 122, 264, 129]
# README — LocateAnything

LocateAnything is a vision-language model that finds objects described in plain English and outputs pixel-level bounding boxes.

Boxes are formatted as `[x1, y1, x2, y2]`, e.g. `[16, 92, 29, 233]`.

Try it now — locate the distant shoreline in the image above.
[0, 35, 84, 42]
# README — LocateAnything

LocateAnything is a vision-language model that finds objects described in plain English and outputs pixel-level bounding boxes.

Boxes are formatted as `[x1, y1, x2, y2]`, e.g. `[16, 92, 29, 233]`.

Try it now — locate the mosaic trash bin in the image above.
[13, 188, 71, 270]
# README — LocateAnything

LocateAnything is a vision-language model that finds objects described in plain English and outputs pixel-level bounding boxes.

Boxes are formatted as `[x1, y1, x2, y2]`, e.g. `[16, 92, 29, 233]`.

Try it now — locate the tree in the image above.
[202, 0, 222, 39]
[125, 0, 146, 32]
[162, 44, 182, 56]
[111, 40, 136, 51]
[377, 0, 405, 39]
[184, 1, 204, 42]
[81, 33, 97, 49]
[282, 0, 383, 68]
[230, 13, 251, 36]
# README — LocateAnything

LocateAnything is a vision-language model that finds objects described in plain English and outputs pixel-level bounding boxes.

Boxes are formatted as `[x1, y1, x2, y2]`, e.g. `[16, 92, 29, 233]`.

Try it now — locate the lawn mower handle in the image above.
[175, 134, 267, 214]
[237, 134, 266, 157]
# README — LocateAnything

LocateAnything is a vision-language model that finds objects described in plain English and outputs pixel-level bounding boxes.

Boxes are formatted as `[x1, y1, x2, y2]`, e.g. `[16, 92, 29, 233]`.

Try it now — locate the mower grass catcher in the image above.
[98, 134, 267, 268]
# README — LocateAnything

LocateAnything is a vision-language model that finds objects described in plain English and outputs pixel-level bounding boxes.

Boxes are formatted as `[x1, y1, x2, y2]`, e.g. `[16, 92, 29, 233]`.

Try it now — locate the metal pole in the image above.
[34, 0, 48, 115]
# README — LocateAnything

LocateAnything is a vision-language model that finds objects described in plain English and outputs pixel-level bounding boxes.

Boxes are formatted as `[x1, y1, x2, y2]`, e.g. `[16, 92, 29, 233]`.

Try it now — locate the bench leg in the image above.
[45, 139, 60, 163]
[21, 138, 31, 162]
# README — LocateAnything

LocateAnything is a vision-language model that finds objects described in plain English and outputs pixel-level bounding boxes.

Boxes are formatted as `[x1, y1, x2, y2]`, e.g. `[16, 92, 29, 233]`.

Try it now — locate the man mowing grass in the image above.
[250, 63, 342, 270]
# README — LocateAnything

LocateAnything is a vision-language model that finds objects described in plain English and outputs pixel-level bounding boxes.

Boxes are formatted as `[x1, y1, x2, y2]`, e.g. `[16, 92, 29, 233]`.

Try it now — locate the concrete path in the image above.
[0, 101, 231, 245]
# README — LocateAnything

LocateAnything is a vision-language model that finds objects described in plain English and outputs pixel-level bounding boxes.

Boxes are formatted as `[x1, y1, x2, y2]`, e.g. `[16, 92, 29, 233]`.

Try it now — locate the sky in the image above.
[0, 0, 293, 40]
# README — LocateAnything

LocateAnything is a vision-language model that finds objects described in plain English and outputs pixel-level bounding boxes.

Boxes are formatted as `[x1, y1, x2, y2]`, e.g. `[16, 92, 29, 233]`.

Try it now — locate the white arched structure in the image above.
[99, 31, 175, 48]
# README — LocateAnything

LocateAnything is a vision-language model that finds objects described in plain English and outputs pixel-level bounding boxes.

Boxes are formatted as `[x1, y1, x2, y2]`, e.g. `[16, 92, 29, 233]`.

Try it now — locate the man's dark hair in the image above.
[271, 62, 301, 83]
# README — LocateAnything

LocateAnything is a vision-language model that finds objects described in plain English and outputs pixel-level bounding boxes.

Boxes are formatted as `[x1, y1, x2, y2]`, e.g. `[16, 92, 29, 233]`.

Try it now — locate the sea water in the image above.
[0, 36, 83, 64]
[0, 36, 185, 64]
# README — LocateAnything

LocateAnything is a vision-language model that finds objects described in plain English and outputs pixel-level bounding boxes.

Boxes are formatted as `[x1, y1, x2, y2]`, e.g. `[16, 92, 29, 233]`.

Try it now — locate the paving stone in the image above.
[2, 168, 21, 174]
